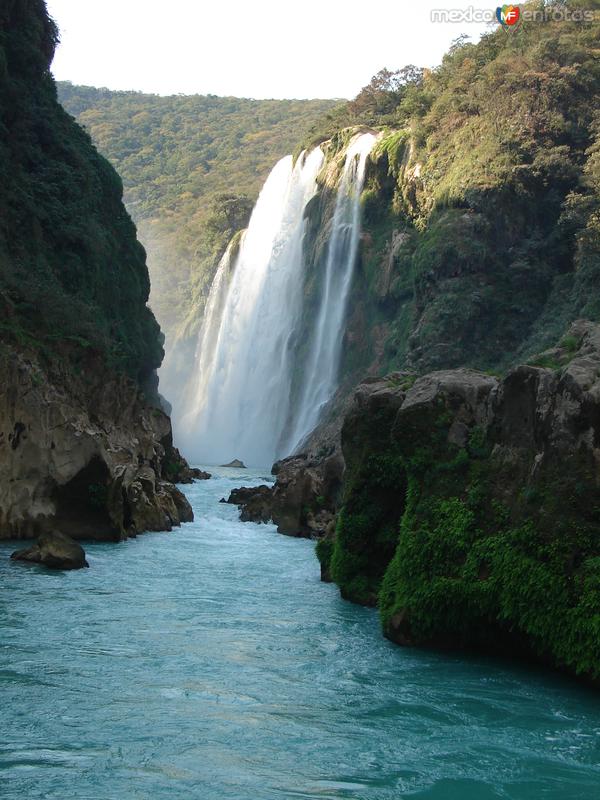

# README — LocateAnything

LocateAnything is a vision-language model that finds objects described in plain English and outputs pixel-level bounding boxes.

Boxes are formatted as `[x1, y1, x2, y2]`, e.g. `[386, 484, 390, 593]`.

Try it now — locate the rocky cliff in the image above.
[297, 6, 600, 391]
[316, 321, 600, 683]
[228, 321, 600, 681]
[0, 1, 194, 541]
[0, 346, 194, 540]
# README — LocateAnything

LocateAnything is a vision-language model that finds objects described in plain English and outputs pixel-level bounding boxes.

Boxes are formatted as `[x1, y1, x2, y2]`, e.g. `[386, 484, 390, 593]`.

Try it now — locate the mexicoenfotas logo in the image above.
[496, 4, 521, 28]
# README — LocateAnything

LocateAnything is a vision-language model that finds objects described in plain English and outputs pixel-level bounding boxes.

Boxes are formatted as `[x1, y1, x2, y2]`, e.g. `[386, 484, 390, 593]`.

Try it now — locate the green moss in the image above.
[386, 374, 416, 390]
[527, 354, 563, 370]
[377, 426, 600, 679]
[315, 537, 334, 571]
[560, 335, 580, 353]
[0, 2, 164, 384]
[326, 377, 600, 679]
[330, 449, 406, 606]
[372, 129, 410, 178]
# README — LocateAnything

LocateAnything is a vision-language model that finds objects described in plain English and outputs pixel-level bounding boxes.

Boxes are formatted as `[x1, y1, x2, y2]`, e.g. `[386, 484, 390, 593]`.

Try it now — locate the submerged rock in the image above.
[11, 531, 89, 570]
[220, 459, 246, 469]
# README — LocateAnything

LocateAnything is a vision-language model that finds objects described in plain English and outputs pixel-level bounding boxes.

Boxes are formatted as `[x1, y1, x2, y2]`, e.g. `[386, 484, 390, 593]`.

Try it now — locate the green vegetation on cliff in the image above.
[57, 83, 336, 337]
[309, 1, 600, 683]
[318, 323, 600, 682]
[300, 1, 600, 384]
[0, 0, 162, 382]
[378, 416, 600, 680]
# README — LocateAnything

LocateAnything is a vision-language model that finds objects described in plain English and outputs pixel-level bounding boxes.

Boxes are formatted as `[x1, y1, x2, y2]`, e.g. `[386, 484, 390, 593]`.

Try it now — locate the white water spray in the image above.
[180, 237, 238, 425]
[179, 133, 375, 467]
[285, 132, 376, 453]
[179, 147, 324, 467]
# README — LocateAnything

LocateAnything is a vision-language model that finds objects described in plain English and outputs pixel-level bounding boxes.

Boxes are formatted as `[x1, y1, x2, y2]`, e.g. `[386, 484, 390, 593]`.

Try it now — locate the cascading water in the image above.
[285, 132, 377, 453]
[181, 237, 238, 421]
[179, 132, 376, 468]
[179, 147, 324, 467]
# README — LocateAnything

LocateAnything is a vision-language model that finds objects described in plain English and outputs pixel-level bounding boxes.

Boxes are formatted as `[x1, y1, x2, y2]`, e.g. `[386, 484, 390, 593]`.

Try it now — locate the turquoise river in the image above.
[1, 468, 600, 799]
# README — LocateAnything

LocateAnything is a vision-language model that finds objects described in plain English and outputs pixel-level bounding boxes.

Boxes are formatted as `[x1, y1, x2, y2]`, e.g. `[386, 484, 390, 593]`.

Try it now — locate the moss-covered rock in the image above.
[325, 322, 600, 682]
[0, 0, 163, 383]
[0, 1, 195, 543]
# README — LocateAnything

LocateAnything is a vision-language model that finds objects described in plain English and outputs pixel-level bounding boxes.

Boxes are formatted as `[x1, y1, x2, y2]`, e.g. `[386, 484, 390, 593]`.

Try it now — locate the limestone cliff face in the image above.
[315, 321, 600, 682]
[0, 1, 193, 541]
[0, 346, 193, 540]
[230, 321, 600, 680]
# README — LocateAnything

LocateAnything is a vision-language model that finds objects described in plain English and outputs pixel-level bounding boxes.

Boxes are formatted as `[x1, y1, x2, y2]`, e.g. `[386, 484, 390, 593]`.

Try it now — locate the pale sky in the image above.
[45, 0, 493, 100]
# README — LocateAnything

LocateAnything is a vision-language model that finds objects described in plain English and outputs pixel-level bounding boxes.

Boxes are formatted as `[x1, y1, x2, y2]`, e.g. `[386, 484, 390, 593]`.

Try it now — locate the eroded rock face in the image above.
[11, 530, 89, 570]
[0, 346, 193, 541]
[318, 321, 600, 682]
[224, 386, 349, 538]
[224, 449, 343, 539]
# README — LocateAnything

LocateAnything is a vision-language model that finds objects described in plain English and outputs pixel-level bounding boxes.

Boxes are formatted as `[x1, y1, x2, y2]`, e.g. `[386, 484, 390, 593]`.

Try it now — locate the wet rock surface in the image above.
[191, 469, 212, 481]
[318, 321, 600, 682]
[0, 347, 194, 542]
[223, 485, 273, 523]
[11, 530, 89, 570]
[164, 446, 211, 483]
[225, 450, 343, 539]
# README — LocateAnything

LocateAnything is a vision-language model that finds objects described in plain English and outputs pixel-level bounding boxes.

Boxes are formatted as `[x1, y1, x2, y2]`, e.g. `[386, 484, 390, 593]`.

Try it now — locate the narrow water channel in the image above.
[2, 468, 599, 800]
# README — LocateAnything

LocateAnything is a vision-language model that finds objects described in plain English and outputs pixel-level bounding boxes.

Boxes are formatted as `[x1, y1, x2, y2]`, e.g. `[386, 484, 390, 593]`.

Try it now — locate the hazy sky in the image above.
[45, 0, 493, 99]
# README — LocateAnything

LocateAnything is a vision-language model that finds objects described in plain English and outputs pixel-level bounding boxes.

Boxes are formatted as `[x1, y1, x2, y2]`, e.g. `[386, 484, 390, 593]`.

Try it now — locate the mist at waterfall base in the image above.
[172, 133, 376, 468]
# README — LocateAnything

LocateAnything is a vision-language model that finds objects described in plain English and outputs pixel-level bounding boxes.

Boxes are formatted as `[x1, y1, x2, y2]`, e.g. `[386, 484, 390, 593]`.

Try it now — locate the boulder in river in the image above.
[11, 530, 89, 570]
[191, 469, 212, 480]
[224, 485, 273, 523]
[220, 459, 246, 469]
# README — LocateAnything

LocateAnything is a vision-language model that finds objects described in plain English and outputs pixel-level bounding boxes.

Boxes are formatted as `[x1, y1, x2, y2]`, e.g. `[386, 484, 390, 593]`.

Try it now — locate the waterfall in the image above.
[180, 237, 238, 425]
[284, 132, 376, 454]
[178, 132, 375, 468]
[179, 147, 324, 467]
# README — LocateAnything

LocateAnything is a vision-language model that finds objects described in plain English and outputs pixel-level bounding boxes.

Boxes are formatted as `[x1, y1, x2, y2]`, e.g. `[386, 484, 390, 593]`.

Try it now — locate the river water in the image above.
[1, 468, 600, 799]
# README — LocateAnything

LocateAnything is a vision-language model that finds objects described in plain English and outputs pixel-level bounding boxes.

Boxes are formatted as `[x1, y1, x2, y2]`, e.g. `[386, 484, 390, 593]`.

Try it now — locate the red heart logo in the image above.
[505, 5, 520, 26]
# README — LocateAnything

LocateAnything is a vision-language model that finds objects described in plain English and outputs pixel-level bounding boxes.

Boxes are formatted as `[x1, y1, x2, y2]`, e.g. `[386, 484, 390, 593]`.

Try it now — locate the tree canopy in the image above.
[57, 83, 336, 338]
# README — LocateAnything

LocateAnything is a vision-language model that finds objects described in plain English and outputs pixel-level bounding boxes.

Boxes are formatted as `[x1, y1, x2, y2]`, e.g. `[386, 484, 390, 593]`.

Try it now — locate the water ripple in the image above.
[1, 467, 600, 799]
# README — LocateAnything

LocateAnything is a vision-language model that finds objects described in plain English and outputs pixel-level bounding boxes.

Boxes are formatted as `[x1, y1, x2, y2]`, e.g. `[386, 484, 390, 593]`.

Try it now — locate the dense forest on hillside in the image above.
[0, 1, 162, 381]
[56, 1, 600, 389]
[296, 0, 600, 382]
[57, 84, 336, 336]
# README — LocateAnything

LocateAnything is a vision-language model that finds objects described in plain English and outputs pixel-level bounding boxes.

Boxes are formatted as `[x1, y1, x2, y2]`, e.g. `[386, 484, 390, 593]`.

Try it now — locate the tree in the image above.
[348, 66, 424, 121]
